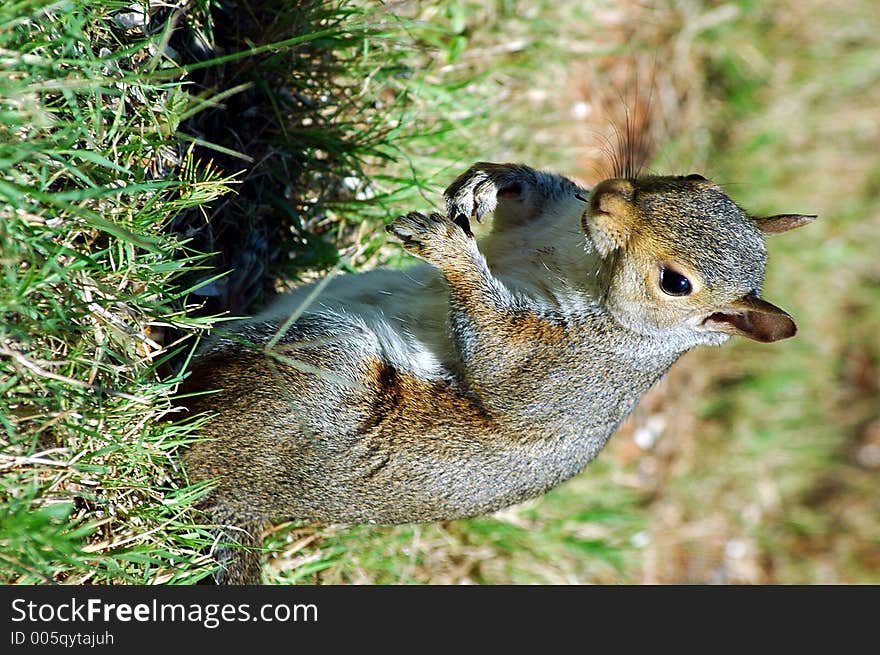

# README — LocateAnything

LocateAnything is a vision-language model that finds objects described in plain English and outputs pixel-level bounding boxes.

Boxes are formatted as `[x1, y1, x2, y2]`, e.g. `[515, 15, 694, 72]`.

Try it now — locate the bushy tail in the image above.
[209, 517, 266, 585]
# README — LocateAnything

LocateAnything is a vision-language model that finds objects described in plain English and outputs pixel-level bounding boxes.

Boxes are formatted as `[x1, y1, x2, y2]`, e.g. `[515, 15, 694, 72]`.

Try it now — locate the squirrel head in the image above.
[582, 174, 815, 345]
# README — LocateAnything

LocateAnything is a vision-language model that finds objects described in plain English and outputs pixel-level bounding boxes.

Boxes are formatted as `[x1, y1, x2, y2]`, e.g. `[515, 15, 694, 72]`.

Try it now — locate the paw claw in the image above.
[387, 211, 475, 264]
[444, 163, 531, 228]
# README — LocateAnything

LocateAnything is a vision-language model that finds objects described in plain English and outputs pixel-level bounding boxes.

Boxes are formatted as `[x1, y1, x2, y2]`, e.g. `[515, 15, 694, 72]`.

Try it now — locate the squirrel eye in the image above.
[659, 267, 693, 296]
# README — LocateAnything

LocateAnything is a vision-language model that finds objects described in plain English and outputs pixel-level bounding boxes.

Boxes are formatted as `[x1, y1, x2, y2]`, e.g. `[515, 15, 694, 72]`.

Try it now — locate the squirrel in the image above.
[179, 161, 815, 584]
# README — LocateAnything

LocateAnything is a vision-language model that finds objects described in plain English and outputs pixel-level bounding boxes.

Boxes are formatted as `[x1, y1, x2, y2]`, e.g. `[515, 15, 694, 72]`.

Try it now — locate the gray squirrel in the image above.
[180, 161, 814, 584]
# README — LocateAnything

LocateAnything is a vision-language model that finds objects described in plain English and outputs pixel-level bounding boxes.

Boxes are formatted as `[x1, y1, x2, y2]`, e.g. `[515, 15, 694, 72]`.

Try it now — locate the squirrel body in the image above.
[181, 163, 813, 583]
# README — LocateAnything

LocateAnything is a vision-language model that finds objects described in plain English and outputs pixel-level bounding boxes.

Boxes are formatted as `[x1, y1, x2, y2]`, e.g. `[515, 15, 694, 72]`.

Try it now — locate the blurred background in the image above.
[2, 0, 877, 584]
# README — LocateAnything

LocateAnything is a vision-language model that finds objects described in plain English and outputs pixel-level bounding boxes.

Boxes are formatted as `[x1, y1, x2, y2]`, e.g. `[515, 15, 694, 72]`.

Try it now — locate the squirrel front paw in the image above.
[386, 212, 477, 267]
[444, 162, 533, 224]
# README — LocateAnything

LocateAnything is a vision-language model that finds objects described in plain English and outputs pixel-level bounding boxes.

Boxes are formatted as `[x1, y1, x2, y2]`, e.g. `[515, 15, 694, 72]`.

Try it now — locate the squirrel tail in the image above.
[207, 517, 266, 585]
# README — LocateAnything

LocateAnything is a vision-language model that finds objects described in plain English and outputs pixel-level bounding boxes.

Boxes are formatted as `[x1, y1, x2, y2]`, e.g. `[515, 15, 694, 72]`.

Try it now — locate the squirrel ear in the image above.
[583, 179, 637, 256]
[753, 213, 817, 235]
[702, 294, 797, 343]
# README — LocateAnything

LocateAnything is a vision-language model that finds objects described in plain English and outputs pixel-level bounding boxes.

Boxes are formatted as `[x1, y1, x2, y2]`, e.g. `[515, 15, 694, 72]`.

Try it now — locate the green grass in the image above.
[0, 0, 233, 583]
